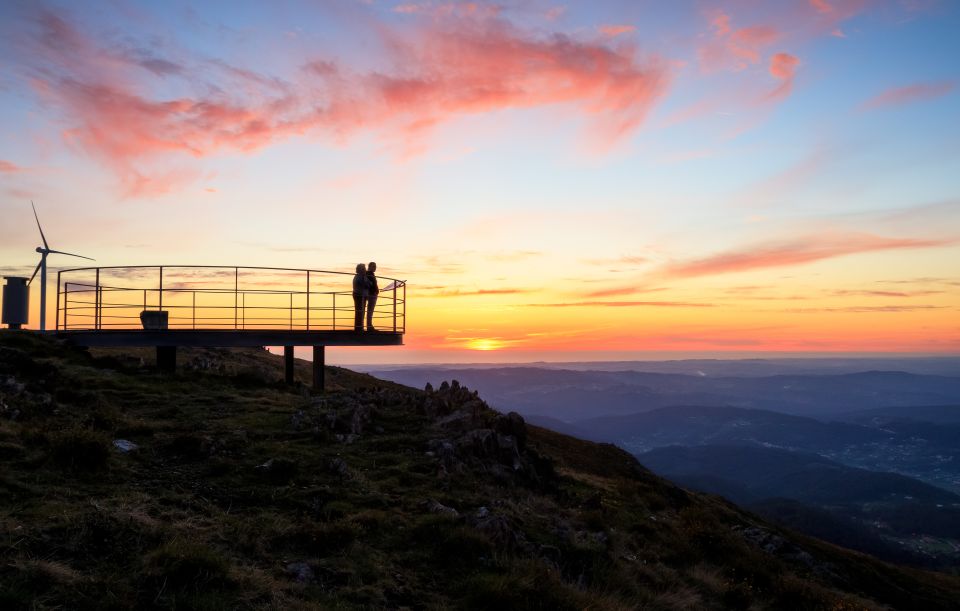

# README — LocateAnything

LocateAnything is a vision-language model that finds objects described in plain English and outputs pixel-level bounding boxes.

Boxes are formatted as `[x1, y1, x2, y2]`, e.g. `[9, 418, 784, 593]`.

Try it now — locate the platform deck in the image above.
[55, 329, 403, 348]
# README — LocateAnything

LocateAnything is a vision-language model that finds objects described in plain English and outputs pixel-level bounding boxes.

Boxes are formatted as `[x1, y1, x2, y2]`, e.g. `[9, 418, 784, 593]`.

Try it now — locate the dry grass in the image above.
[0, 331, 958, 610]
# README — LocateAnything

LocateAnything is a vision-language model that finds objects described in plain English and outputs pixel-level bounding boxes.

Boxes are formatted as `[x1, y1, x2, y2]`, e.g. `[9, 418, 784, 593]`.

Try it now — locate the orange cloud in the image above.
[786, 305, 944, 313]
[527, 301, 713, 308]
[663, 233, 952, 279]
[829, 289, 944, 297]
[582, 285, 665, 298]
[598, 24, 636, 37]
[860, 81, 956, 110]
[426, 288, 531, 297]
[19, 8, 669, 195]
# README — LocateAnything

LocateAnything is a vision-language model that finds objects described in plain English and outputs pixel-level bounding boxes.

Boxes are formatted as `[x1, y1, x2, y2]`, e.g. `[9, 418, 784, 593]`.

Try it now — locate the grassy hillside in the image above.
[2, 331, 960, 609]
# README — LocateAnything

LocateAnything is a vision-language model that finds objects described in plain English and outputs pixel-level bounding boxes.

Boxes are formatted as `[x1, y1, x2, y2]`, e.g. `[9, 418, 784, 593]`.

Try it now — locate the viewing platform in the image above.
[53, 265, 406, 390]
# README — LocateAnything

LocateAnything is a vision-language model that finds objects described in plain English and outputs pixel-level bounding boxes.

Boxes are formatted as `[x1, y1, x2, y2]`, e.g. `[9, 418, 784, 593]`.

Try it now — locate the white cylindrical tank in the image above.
[2, 277, 30, 329]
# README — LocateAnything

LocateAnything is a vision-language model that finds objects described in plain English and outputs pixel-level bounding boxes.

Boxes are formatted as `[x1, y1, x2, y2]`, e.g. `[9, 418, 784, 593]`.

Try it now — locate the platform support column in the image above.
[313, 345, 325, 392]
[157, 346, 176, 373]
[284, 346, 295, 384]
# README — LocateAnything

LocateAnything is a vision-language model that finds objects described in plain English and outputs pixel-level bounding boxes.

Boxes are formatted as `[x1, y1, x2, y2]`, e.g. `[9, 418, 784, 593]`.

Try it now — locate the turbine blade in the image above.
[47, 249, 95, 261]
[28, 260, 42, 285]
[31, 201, 49, 250]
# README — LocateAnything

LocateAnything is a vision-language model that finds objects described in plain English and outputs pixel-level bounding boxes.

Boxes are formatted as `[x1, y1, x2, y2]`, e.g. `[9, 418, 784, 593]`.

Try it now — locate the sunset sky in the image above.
[0, 0, 958, 363]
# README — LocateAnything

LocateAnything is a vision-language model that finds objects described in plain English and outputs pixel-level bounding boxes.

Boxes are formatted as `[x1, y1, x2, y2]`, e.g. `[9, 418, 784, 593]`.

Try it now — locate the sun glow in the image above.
[465, 338, 506, 351]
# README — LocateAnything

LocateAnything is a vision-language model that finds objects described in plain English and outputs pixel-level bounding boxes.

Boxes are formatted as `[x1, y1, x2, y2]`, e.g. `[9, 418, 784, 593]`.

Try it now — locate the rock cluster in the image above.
[422, 380, 555, 489]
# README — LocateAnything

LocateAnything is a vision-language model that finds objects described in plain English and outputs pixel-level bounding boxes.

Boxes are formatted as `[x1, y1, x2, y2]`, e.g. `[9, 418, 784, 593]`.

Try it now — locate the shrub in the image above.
[298, 521, 361, 556]
[460, 562, 582, 611]
[144, 539, 231, 591]
[49, 427, 111, 472]
[407, 516, 494, 570]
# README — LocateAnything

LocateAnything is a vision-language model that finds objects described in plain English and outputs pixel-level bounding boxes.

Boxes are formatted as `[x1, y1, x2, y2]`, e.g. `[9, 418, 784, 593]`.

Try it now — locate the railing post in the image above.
[393, 285, 397, 333]
[55, 271, 61, 330]
[234, 267, 238, 330]
[63, 281, 69, 330]
[95, 267, 100, 330]
[192, 291, 196, 329]
[306, 271, 310, 331]
[159, 266, 163, 312]
[402, 281, 406, 332]
[333, 293, 336, 330]
[290, 292, 293, 330]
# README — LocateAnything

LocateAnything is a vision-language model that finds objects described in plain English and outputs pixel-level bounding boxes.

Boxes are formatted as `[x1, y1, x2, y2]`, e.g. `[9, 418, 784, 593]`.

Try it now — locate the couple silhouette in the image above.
[352, 262, 379, 332]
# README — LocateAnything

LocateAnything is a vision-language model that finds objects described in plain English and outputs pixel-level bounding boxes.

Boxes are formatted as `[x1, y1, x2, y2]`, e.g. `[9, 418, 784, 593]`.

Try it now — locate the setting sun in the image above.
[465, 338, 506, 351]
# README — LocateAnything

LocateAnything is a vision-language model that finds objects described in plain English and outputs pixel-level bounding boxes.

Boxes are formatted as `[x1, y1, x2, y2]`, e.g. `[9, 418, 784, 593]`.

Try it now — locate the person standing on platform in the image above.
[352, 263, 367, 332]
[365, 261, 379, 331]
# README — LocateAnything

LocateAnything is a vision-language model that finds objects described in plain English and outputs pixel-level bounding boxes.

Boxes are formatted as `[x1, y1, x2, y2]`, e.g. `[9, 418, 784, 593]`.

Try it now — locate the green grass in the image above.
[0, 331, 958, 609]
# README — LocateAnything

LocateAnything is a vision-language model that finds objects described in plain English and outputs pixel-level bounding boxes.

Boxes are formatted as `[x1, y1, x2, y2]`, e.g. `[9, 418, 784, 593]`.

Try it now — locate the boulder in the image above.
[495, 412, 527, 450]
[422, 499, 459, 518]
[285, 561, 315, 584]
[112, 439, 139, 453]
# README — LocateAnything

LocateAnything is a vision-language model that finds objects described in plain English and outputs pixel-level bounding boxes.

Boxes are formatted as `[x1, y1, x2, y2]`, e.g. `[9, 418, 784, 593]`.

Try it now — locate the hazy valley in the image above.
[371, 362, 960, 570]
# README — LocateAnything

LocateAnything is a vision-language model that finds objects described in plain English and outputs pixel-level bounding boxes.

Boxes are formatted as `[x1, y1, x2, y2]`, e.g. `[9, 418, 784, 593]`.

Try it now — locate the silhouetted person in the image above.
[352, 263, 366, 332]
[365, 261, 379, 331]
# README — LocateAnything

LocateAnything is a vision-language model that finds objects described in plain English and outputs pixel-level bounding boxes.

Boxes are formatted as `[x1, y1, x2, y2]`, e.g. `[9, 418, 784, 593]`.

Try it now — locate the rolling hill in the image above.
[1, 332, 959, 609]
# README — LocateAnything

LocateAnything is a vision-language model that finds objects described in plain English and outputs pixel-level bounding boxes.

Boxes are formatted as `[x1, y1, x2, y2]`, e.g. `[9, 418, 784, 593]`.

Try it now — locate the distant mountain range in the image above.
[638, 444, 959, 505]
[370, 367, 960, 419]
[361, 356, 960, 377]
[557, 405, 888, 453]
[636, 444, 960, 569]
[527, 404, 960, 494]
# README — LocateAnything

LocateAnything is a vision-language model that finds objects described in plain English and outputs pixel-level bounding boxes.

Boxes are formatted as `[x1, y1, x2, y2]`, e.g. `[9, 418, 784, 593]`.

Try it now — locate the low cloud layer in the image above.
[663, 233, 951, 279]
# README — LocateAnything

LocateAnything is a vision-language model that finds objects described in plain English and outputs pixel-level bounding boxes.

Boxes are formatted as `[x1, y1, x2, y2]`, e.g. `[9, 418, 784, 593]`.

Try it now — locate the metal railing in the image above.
[55, 266, 406, 333]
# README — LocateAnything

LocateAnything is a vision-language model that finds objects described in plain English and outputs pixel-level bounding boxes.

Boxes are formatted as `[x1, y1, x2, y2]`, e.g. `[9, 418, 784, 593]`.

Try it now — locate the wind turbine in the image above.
[28, 201, 94, 331]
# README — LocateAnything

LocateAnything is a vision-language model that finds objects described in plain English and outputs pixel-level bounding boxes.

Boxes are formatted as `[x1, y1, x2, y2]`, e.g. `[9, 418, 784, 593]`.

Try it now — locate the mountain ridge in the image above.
[1, 332, 959, 609]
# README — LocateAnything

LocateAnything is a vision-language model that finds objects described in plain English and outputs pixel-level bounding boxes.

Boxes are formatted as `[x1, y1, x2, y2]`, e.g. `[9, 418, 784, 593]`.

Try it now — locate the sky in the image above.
[0, 0, 958, 364]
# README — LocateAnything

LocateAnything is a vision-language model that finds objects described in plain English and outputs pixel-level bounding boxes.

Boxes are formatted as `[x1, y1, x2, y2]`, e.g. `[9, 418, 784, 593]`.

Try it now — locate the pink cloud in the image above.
[598, 24, 636, 37]
[808, 0, 870, 28]
[18, 9, 670, 196]
[0, 160, 22, 173]
[545, 6, 566, 21]
[860, 81, 956, 110]
[663, 233, 952, 278]
[767, 52, 800, 100]
[393, 2, 501, 18]
[710, 12, 732, 36]
[699, 11, 780, 72]
[810, 0, 835, 13]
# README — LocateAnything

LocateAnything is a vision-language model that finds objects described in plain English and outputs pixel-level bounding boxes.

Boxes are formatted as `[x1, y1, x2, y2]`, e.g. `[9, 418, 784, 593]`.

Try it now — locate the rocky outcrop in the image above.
[422, 380, 555, 489]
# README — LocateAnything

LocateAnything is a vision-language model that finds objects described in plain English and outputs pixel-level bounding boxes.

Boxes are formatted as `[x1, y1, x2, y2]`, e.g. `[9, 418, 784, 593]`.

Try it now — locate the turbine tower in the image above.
[29, 202, 94, 331]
